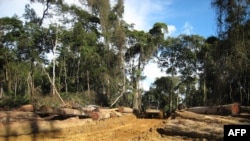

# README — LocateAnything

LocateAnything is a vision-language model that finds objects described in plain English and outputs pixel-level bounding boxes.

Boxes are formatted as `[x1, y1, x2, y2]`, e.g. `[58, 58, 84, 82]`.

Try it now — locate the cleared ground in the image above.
[0, 111, 249, 141]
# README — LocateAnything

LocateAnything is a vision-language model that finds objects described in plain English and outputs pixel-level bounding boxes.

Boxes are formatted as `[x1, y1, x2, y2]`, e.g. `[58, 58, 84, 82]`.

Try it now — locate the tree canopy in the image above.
[0, 0, 249, 111]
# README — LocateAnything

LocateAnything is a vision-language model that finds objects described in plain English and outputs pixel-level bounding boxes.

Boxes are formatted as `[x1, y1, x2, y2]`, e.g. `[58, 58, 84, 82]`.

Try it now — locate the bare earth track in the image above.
[0, 113, 196, 141]
[0, 111, 249, 141]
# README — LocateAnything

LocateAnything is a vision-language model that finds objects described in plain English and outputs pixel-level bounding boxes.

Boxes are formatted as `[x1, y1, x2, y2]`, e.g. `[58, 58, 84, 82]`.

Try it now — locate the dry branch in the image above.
[41, 66, 66, 106]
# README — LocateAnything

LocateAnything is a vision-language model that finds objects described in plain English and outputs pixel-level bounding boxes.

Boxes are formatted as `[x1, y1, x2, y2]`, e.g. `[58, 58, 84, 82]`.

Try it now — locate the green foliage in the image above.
[0, 95, 30, 109]
[1, 0, 249, 110]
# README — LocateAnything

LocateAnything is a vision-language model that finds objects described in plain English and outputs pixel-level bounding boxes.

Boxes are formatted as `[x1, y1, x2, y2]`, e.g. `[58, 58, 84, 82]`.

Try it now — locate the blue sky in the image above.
[0, 0, 217, 90]
[0, 0, 216, 37]
[123, 0, 216, 37]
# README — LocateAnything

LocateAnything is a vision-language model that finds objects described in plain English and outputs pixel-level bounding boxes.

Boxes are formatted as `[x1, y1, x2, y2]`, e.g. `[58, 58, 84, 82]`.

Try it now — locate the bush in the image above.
[0, 95, 30, 109]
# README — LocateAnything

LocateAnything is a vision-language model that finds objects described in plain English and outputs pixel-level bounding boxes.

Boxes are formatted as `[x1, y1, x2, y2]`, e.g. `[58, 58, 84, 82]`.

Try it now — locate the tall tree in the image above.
[212, 0, 250, 104]
[195, 36, 220, 106]
[0, 17, 23, 94]
[158, 35, 205, 107]
[126, 23, 168, 111]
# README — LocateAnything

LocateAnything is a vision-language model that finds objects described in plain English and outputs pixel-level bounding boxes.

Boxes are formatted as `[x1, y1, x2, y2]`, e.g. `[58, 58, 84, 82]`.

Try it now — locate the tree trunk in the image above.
[0, 111, 39, 123]
[5, 63, 12, 94]
[186, 104, 232, 115]
[0, 82, 4, 99]
[52, 51, 56, 96]
[27, 72, 34, 99]
[63, 56, 68, 94]
[42, 66, 66, 106]
[0, 118, 84, 136]
[133, 78, 141, 111]
[203, 74, 207, 106]
[87, 70, 90, 96]
[38, 106, 88, 117]
[118, 107, 133, 113]
[76, 58, 80, 92]
[90, 108, 122, 120]
[52, 25, 58, 96]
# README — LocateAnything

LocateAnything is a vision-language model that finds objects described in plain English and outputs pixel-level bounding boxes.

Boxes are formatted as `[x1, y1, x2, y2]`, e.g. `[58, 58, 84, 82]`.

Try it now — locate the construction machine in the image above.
[144, 101, 164, 119]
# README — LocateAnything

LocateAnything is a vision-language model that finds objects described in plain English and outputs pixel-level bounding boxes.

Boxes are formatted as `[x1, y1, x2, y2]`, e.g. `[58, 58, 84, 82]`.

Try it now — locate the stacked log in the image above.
[90, 108, 122, 120]
[185, 104, 250, 116]
[118, 107, 133, 113]
[37, 105, 88, 117]
[0, 104, 129, 136]
[231, 103, 240, 115]
[12, 104, 34, 112]
[0, 111, 40, 123]
[186, 104, 232, 115]
[175, 110, 250, 124]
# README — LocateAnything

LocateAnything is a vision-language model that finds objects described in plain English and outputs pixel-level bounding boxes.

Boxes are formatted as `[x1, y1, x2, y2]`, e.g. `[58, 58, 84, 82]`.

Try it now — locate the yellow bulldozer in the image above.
[144, 101, 164, 119]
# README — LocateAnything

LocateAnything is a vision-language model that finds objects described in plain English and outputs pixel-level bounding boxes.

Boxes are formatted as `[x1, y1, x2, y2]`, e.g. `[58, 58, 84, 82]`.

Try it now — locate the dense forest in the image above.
[0, 0, 249, 113]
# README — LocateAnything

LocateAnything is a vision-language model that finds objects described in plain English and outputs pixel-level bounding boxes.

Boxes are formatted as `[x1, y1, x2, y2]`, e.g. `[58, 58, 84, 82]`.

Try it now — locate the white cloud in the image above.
[0, 0, 28, 17]
[181, 22, 194, 35]
[0, 0, 47, 19]
[141, 62, 166, 91]
[165, 25, 176, 37]
[124, 0, 172, 31]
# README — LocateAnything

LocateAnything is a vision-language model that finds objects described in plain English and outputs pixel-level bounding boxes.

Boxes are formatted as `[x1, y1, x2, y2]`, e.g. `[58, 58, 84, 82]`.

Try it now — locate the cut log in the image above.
[90, 108, 123, 120]
[0, 118, 87, 136]
[175, 110, 250, 124]
[240, 106, 250, 113]
[12, 104, 34, 112]
[54, 108, 88, 117]
[186, 104, 250, 115]
[0, 111, 40, 123]
[185, 104, 232, 115]
[37, 105, 55, 114]
[118, 107, 133, 113]
[159, 110, 250, 140]
[37, 106, 88, 117]
[231, 103, 240, 115]
[90, 112, 100, 120]
[157, 118, 224, 140]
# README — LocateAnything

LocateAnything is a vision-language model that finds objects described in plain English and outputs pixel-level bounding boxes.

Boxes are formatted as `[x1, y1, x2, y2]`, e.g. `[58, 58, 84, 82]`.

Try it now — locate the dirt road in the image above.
[0, 114, 168, 141]
[1, 111, 248, 141]
[0, 105, 250, 141]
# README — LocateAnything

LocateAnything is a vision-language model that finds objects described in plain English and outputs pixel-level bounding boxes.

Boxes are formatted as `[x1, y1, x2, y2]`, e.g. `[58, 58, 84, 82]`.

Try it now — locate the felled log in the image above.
[175, 110, 250, 125]
[54, 108, 88, 117]
[91, 108, 122, 120]
[0, 111, 40, 123]
[37, 106, 88, 117]
[0, 117, 86, 136]
[12, 104, 34, 112]
[241, 106, 250, 113]
[157, 118, 224, 140]
[118, 107, 133, 113]
[185, 104, 232, 115]
[231, 103, 240, 115]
